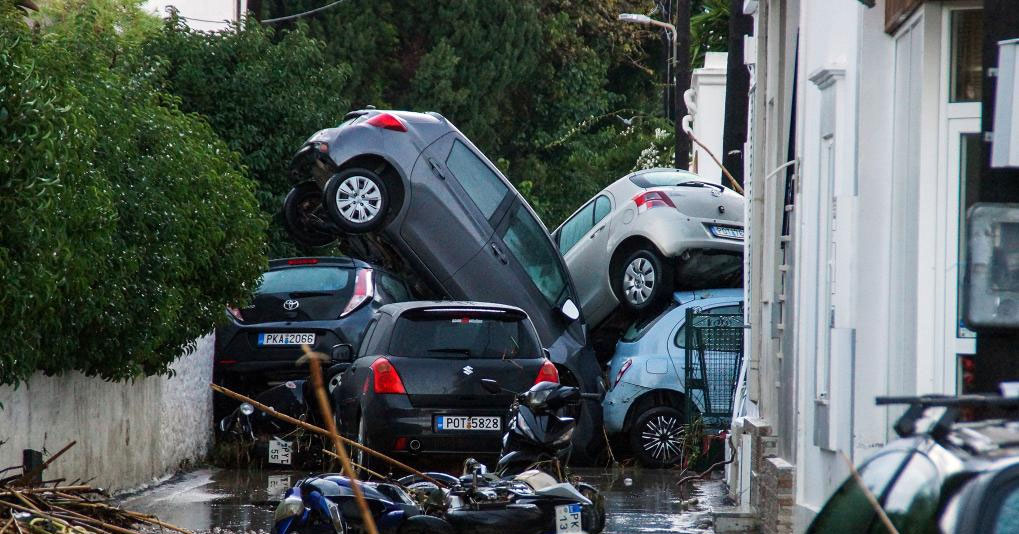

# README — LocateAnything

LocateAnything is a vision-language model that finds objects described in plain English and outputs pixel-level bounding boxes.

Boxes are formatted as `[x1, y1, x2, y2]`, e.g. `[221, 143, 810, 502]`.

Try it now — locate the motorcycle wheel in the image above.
[397, 515, 453, 534]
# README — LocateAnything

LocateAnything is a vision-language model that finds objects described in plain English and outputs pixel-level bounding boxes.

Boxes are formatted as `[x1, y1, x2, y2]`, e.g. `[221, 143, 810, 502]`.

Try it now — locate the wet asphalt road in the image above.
[121, 466, 722, 534]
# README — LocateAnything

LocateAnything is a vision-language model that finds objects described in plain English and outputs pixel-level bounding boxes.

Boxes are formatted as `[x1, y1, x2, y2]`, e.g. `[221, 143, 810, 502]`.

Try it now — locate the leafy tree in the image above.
[692, 0, 730, 67]
[0, 0, 266, 386]
[144, 15, 351, 257]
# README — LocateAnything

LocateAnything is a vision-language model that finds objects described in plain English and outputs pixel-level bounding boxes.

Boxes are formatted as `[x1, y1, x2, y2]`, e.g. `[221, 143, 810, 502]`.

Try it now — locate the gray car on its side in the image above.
[282, 109, 604, 460]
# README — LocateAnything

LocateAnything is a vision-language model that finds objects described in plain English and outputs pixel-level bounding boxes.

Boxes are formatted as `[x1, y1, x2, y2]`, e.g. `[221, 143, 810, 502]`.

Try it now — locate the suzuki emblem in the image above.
[462, 366, 474, 376]
[283, 299, 299, 311]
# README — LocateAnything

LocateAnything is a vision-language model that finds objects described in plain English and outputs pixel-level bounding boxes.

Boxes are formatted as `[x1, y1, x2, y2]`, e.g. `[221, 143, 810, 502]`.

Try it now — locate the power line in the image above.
[261, 0, 347, 24]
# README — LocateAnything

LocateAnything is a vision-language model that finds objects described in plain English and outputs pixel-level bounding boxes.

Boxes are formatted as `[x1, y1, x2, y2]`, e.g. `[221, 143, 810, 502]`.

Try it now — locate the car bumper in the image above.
[363, 394, 506, 456]
[602, 381, 650, 434]
[630, 210, 744, 257]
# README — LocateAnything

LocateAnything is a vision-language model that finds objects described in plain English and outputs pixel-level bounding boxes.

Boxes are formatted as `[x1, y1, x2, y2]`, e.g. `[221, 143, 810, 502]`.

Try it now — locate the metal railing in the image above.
[684, 309, 744, 428]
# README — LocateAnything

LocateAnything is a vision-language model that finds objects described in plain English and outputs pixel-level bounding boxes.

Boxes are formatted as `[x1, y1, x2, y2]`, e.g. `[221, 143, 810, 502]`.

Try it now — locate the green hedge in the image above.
[0, 1, 267, 386]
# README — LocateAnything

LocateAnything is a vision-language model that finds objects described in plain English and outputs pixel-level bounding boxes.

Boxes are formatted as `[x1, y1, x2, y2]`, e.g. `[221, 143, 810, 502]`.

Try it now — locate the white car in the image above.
[552, 168, 744, 327]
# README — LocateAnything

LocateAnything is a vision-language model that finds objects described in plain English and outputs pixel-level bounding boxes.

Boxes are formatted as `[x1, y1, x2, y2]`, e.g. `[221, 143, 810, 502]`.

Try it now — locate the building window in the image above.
[950, 10, 983, 103]
[957, 133, 982, 337]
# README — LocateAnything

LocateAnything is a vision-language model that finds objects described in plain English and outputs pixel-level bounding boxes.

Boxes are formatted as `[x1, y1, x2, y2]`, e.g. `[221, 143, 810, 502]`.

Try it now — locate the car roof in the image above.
[377, 300, 529, 319]
[673, 288, 744, 306]
[268, 256, 373, 270]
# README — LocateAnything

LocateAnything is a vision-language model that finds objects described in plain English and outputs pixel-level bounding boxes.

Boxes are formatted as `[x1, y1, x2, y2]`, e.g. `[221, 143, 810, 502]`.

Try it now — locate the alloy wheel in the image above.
[640, 414, 683, 463]
[334, 175, 382, 224]
[623, 257, 656, 305]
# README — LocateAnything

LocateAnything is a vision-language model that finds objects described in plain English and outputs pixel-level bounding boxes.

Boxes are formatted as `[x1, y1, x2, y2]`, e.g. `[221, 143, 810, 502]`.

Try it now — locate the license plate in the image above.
[711, 225, 744, 240]
[434, 415, 501, 431]
[555, 503, 583, 533]
[258, 333, 315, 346]
[268, 438, 292, 465]
[266, 474, 291, 497]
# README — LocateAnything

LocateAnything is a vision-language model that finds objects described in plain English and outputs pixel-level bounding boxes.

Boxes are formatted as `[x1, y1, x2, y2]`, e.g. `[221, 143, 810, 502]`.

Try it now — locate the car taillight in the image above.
[365, 113, 407, 132]
[287, 258, 319, 265]
[341, 269, 374, 317]
[371, 357, 407, 394]
[614, 358, 633, 387]
[534, 360, 559, 385]
[227, 307, 245, 322]
[633, 190, 675, 212]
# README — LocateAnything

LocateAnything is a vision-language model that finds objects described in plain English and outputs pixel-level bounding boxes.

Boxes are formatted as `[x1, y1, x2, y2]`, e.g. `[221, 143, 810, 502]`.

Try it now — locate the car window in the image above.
[377, 272, 411, 302]
[258, 267, 352, 294]
[594, 195, 612, 223]
[501, 204, 569, 307]
[622, 303, 678, 342]
[629, 170, 702, 188]
[558, 201, 596, 253]
[674, 304, 743, 349]
[807, 450, 939, 534]
[993, 483, 1019, 534]
[389, 312, 541, 359]
[445, 139, 509, 220]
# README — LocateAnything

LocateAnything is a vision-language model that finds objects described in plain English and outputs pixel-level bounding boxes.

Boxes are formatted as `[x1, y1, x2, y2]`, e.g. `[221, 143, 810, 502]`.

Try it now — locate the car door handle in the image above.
[427, 157, 446, 180]
[490, 243, 509, 264]
[590, 226, 605, 238]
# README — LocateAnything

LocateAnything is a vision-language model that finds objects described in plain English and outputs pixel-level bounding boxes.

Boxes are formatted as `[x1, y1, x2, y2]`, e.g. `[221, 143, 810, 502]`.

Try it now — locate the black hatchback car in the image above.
[807, 396, 1019, 533]
[332, 301, 559, 468]
[284, 109, 603, 459]
[213, 257, 412, 396]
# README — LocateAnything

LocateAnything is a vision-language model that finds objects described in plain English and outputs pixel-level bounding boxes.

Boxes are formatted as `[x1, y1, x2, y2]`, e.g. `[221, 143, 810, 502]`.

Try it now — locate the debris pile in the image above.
[0, 443, 192, 534]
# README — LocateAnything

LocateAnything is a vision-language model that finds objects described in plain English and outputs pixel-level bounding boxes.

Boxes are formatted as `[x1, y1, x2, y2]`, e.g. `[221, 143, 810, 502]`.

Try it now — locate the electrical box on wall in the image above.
[966, 204, 1019, 329]
[992, 39, 1019, 168]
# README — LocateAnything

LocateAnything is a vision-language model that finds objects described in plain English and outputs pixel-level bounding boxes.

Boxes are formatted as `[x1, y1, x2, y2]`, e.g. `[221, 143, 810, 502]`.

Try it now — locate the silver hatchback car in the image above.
[552, 168, 744, 327]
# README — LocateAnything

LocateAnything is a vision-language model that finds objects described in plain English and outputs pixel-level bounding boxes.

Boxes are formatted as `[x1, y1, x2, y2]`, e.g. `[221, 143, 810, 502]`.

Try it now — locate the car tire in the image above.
[283, 182, 336, 248]
[616, 248, 673, 314]
[323, 168, 389, 233]
[351, 415, 380, 476]
[629, 405, 686, 468]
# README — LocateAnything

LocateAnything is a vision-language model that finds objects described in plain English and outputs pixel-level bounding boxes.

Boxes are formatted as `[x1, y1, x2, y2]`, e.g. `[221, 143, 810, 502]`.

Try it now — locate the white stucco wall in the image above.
[142, 0, 246, 31]
[689, 52, 729, 184]
[0, 335, 213, 491]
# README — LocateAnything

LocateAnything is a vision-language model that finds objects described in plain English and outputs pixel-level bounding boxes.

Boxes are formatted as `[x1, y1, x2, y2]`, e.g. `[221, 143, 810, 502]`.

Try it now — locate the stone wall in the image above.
[0, 335, 213, 491]
[728, 417, 795, 534]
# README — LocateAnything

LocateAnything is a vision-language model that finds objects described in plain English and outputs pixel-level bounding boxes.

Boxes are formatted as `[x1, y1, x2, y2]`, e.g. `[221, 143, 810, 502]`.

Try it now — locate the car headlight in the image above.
[240, 403, 255, 416]
[273, 495, 304, 523]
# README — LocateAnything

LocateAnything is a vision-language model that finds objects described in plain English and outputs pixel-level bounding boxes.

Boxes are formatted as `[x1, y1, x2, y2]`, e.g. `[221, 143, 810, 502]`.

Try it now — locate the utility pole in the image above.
[674, 0, 691, 170]
[721, 0, 753, 187]
[972, 0, 1019, 393]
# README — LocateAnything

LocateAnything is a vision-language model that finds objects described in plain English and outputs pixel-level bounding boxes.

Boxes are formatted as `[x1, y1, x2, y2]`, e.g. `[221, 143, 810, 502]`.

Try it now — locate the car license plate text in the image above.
[435, 415, 501, 431]
[711, 225, 744, 240]
[555, 504, 583, 533]
[258, 333, 315, 346]
[268, 438, 292, 465]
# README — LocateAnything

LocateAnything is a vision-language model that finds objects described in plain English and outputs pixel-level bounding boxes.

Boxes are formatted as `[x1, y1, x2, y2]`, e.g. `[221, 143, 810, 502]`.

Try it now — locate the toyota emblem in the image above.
[283, 299, 299, 311]
[462, 366, 474, 376]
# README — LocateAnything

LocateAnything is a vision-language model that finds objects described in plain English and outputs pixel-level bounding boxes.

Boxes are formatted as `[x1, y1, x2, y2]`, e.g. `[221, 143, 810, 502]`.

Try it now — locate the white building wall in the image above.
[143, 0, 246, 31]
[0, 335, 214, 491]
[690, 52, 729, 184]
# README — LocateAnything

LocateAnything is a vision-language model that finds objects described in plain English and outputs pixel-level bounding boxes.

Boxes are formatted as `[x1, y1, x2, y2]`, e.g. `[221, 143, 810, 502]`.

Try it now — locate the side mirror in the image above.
[560, 299, 580, 321]
[330, 343, 354, 363]
[480, 378, 502, 394]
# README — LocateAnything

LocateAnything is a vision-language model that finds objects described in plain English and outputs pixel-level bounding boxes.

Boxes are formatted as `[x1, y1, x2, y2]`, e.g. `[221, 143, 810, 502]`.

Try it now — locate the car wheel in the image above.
[352, 415, 379, 475]
[283, 182, 336, 247]
[323, 168, 389, 233]
[617, 248, 673, 314]
[629, 406, 686, 468]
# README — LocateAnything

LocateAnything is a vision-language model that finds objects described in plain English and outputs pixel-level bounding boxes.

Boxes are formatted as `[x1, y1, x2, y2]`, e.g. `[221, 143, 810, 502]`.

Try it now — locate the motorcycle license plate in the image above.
[434, 415, 501, 431]
[258, 333, 315, 346]
[268, 438, 292, 465]
[555, 503, 583, 533]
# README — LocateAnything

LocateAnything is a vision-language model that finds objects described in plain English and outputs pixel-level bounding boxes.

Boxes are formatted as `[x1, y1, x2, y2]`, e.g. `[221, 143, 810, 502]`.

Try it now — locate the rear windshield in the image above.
[389, 312, 541, 359]
[629, 170, 702, 188]
[258, 267, 353, 294]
